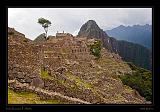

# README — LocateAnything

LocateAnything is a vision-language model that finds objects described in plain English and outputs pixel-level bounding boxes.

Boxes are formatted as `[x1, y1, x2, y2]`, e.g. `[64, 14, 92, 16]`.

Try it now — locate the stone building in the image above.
[56, 31, 73, 38]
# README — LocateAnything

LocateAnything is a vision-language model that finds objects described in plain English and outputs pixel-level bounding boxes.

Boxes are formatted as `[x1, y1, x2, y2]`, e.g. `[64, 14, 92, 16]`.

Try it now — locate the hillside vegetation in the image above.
[119, 62, 152, 101]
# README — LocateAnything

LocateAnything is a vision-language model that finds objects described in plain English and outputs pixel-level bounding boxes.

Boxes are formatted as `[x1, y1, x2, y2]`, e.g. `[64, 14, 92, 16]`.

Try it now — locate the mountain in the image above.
[106, 24, 152, 49]
[78, 20, 109, 39]
[8, 27, 149, 104]
[78, 20, 152, 70]
[117, 40, 152, 70]
[78, 20, 116, 53]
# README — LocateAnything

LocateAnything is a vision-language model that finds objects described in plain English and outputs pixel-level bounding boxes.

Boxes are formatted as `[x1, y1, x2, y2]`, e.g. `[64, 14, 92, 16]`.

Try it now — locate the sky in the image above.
[8, 8, 152, 40]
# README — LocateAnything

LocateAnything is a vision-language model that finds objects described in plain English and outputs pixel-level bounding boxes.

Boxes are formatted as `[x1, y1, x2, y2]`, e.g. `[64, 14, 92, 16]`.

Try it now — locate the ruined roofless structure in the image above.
[47, 31, 74, 43]
[56, 31, 73, 38]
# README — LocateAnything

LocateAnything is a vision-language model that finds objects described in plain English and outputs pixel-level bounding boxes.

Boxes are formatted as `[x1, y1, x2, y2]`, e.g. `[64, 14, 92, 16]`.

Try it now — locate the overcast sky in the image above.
[8, 8, 152, 40]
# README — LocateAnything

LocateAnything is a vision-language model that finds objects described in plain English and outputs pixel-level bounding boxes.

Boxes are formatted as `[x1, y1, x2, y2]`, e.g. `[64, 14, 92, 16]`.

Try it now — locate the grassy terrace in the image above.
[38, 64, 133, 103]
[64, 71, 116, 102]
[8, 88, 64, 104]
[40, 65, 94, 90]
[65, 71, 93, 89]
[40, 68, 106, 101]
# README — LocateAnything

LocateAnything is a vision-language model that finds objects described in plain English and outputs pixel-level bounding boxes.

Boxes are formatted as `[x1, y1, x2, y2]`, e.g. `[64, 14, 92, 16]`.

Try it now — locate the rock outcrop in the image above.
[78, 20, 109, 39]
[33, 33, 46, 43]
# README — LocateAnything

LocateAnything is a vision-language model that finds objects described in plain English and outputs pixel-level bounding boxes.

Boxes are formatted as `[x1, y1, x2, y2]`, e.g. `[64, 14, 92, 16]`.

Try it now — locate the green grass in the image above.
[65, 71, 93, 89]
[40, 67, 53, 79]
[8, 88, 64, 104]
[40, 68, 80, 93]
[124, 85, 134, 93]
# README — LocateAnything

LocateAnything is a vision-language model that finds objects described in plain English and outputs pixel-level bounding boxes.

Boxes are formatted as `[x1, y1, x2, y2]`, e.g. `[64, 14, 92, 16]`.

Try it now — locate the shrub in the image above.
[90, 40, 102, 59]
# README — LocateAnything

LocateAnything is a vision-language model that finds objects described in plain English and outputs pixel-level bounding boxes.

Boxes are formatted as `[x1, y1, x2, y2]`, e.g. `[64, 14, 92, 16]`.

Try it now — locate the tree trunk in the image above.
[44, 27, 48, 39]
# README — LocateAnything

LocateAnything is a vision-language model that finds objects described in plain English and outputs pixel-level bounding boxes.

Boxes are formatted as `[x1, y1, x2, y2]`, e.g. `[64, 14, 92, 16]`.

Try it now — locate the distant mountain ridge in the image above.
[78, 20, 152, 70]
[106, 24, 152, 49]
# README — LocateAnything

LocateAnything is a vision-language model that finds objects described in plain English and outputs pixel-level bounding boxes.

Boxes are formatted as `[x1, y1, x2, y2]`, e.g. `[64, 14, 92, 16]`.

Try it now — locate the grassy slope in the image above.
[8, 88, 64, 104]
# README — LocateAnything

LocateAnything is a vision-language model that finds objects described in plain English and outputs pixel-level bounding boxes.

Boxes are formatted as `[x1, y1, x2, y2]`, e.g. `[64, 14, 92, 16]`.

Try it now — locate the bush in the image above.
[119, 62, 152, 101]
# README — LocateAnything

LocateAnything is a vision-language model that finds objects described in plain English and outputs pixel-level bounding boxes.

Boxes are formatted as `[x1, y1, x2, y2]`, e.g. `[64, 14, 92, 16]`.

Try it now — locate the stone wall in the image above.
[8, 35, 95, 83]
[56, 32, 73, 37]
[8, 79, 91, 104]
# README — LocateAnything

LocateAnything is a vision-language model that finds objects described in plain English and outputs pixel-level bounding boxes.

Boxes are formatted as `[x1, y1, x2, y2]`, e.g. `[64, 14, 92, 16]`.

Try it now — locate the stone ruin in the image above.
[8, 27, 32, 45]
[56, 31, 73, 37]
[8, 27, 24, 36]
[8, 28, 95, 86]
[8, 27, 130, 76]
[8, 27, 147, 104]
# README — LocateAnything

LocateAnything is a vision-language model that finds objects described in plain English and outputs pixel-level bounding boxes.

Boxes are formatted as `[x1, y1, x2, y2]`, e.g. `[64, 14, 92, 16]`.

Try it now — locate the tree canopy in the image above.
[38, 18, 51, 39]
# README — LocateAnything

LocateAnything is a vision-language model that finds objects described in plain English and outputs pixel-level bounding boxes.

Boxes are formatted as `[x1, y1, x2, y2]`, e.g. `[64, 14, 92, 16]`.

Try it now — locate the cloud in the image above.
[8, 8, 152, 40]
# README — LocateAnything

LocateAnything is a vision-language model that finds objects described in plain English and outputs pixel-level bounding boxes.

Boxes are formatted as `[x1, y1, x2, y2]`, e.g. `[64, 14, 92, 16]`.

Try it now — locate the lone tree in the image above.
[38, 18, 51, 39]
